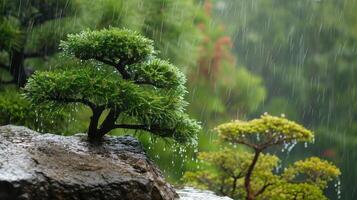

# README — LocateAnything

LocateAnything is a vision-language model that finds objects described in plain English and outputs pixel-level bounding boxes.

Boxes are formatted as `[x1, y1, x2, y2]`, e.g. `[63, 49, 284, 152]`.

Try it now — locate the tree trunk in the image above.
[10, 49, 27, 87]
[87, 109, 102, 142]
[245, 149, 261, 200]
[231, 177, 238, 197]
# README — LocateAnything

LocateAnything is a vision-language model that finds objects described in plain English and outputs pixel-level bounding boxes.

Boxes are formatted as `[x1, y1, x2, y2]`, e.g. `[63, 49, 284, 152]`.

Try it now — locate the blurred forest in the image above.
[0, 0, 356, 199]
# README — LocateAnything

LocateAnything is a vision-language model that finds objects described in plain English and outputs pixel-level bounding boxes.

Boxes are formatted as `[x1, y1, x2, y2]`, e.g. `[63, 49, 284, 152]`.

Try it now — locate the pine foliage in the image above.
[25, 28, 200, 142]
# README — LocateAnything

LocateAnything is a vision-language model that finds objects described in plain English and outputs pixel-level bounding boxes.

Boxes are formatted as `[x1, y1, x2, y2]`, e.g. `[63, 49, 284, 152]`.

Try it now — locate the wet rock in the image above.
[0, 125, 178, 200]
[177, 187, 232, 200]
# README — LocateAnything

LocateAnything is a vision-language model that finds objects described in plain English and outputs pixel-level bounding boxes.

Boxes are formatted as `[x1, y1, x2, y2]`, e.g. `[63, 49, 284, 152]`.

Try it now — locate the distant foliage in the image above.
[183, 114, 340, 200]
[213, 1, 357, 197]
[141, 0, 201, 68]
[187, 0, 266, 125]
[0, 0, 80, 132]
[0, 17, 22, 51]
[25, 28, 200, 142]
[0, 89, 67, 133]
[0, 0, 78, 86]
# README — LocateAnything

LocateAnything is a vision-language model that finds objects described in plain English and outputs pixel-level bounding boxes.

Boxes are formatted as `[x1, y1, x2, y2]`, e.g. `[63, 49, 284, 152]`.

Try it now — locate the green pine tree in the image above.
[24, 28, 200, 142]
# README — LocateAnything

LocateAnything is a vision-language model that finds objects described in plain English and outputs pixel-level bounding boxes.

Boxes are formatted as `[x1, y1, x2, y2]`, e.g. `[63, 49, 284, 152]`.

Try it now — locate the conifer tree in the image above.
[24, 28, 200, 142]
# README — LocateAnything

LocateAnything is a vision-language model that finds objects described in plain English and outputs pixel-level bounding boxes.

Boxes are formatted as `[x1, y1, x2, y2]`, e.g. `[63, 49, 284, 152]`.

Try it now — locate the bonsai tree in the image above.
[184, 113, 340, 200]
[24, 28, 200, 142]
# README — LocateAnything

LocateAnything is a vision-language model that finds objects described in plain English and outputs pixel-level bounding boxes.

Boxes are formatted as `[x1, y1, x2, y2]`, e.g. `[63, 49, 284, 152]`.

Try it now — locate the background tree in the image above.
[183, 1, 267, 178]
[0, 89, 66, 132]
[184, 114, 340, 200]
[0, 0, 85, 133]
[0, 0, 78, 86]
[208, 0, 356, 198]
[141, 0, 201, 68]
[187, 0, 266, 126]
[24, 28, 200, 142]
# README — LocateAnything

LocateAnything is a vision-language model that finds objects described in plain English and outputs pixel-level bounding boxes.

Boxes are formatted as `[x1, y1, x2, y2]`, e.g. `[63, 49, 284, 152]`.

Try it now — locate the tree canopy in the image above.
[25, 28, 200, 142]
[216, 113, 314, 150]
[184, 114, 340, 200]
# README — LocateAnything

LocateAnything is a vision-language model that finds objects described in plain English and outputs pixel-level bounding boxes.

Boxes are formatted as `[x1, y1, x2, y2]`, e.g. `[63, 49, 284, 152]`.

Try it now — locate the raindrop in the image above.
[275, 164, 282, 173]
[335, 179, 341, 199]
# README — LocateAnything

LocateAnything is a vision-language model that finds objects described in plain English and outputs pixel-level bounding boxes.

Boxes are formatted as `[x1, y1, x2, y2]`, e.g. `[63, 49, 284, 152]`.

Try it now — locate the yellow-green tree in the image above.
[184, 114, 340, 200]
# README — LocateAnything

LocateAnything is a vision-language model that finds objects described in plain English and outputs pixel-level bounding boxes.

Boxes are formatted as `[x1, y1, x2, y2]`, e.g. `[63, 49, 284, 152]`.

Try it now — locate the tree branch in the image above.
[118, 59, 128, 68]
[97, 107, 120, 136]
[114, 123, 172, 137]
[231, 177, 239, 197]
[31, 14, 68, 27]
[95, 57, 117, 67]
[218, 165, 239, 179]
[116, 59, 131, 79]
[114, 124, 150, 131]
[134, 80, 153, 85]
[236, 139, 257, 149]
[255, 183, 273, 197]
[81, 98, 98, 111]
[94, 57, 131, 79]
[47, 97, 97, 111]
[260, 132, 288, 150]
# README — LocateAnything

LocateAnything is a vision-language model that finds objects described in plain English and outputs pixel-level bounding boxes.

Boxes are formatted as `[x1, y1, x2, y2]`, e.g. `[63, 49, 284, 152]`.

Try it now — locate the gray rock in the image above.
[177, 187, 233, 200]
[0, 125, 178, 200]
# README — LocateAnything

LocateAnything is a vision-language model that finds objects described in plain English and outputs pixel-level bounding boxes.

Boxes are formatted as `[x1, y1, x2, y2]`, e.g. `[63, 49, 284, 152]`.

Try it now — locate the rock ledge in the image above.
[0, 125, 178, 200]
